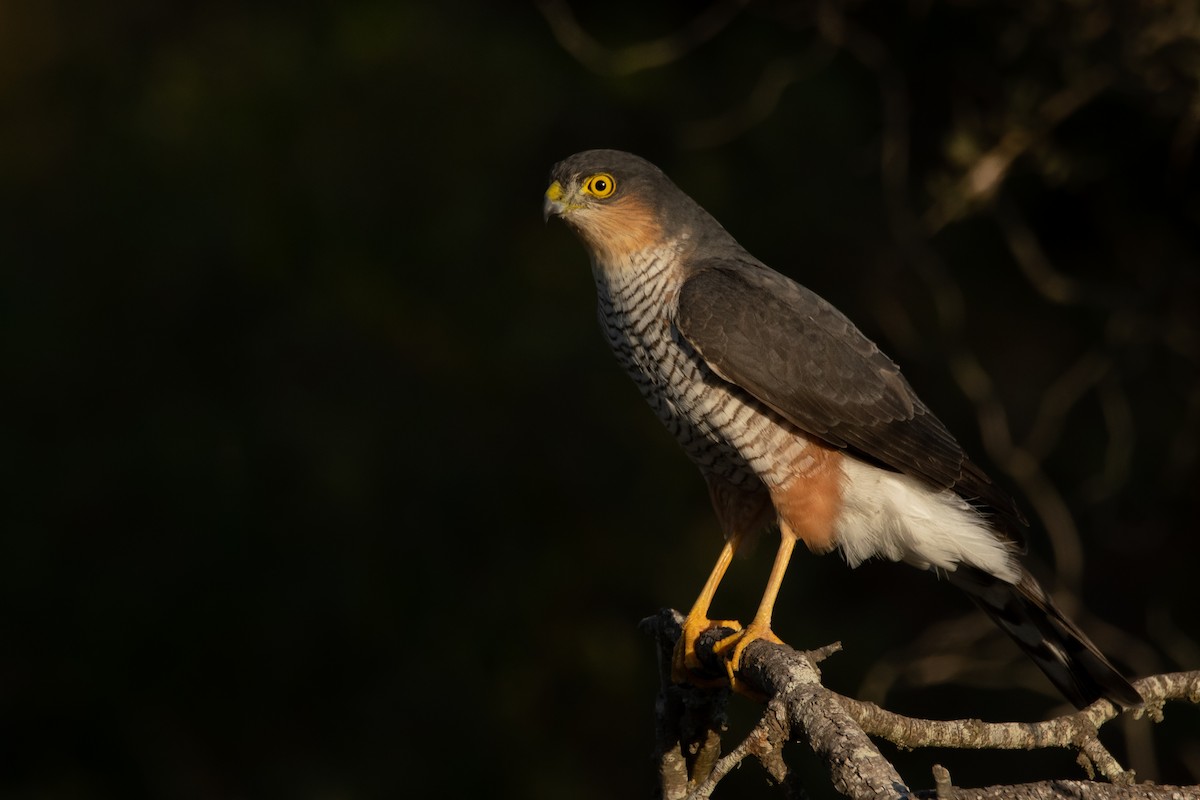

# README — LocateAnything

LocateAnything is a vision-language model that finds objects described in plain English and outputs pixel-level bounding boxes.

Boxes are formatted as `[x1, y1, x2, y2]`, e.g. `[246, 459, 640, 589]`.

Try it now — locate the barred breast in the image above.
[593, 244, 815, 491]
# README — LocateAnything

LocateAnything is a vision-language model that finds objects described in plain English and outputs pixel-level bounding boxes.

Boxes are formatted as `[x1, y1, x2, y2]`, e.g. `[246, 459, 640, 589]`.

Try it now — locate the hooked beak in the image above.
[543, 180, 568, 222]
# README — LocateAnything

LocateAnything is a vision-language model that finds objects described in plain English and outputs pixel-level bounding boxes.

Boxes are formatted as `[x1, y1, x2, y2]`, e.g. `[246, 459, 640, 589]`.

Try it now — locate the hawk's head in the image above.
[544, 149, 690, 268]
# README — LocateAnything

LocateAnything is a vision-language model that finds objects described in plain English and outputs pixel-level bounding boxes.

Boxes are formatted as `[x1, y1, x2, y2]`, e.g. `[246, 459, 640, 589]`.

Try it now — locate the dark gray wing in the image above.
[676, 261, 1026, 541]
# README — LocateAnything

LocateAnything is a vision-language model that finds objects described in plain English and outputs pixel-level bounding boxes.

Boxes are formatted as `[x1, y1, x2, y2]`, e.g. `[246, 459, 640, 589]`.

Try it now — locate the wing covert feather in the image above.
[675, 262, 1025, 540]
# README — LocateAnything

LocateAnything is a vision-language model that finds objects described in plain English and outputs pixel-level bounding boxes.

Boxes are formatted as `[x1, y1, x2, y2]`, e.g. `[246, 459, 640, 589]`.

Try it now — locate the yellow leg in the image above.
[671, 535, 744, 685]
[713, 535, 796, 693]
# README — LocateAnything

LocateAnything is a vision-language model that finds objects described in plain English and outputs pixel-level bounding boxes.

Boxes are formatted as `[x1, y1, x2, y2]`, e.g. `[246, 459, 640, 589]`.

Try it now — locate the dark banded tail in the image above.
[949, 566, 1142, 709]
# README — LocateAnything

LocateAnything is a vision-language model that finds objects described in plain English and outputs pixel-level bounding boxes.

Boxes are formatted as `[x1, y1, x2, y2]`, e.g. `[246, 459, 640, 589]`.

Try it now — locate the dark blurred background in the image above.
[2, 1, 1198, 797]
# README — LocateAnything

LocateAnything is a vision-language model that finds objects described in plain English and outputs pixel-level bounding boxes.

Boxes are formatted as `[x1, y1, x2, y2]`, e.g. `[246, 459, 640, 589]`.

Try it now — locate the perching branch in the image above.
[643, 609, 1200, 800]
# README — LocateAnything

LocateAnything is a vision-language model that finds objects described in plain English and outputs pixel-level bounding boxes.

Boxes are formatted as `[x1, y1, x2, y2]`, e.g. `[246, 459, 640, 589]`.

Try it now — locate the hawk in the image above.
[544, 149, 1140, 708]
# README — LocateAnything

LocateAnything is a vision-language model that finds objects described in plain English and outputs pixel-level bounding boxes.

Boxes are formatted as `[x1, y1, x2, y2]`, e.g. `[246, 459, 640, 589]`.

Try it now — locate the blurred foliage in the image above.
[1, 0, 1197, 798]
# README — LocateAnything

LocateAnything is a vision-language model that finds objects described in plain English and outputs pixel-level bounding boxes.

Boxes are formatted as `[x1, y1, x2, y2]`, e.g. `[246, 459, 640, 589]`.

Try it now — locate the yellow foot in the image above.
[711, 623, 785, 697]
[671, 615, 742, 686]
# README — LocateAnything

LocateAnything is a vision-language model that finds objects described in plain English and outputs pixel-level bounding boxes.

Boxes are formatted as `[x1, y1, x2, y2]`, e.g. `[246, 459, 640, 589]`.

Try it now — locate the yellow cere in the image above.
[582, 173, 616, 199]
[545, 181, 564, 202]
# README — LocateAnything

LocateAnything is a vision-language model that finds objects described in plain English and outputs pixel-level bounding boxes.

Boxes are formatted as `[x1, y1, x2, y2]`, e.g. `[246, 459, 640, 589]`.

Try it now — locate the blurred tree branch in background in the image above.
[536, 0, 751, 76]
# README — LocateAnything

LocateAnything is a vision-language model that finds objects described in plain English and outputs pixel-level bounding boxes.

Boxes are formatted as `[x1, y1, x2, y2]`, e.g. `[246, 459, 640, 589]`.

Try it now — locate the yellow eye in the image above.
[583, 173, 616, 199]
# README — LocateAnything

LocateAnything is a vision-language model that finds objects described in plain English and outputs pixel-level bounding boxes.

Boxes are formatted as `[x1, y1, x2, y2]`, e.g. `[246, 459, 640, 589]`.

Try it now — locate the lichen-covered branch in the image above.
[644, 610, 1200, 799]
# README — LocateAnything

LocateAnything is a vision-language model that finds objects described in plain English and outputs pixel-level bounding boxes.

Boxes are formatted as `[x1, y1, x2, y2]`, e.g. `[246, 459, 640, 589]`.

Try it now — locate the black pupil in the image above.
[594, 178, 607, 193]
